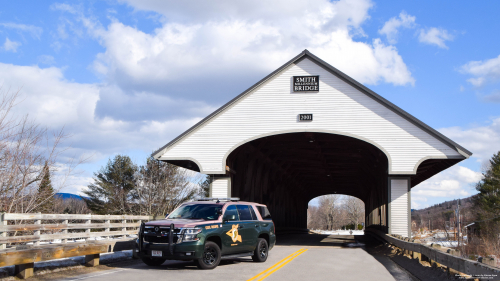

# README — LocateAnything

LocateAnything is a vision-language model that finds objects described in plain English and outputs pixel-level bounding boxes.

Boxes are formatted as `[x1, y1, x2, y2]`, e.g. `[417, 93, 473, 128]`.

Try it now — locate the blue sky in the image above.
[1, 0, 499, 209]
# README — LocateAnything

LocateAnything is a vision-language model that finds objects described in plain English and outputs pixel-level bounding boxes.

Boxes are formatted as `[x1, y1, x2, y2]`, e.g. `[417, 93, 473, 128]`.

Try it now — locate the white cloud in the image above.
[411, 119, 500, 209]
[55, 0, 414, 91]
[461, 55, 500, 87]
[3, 38, 21, 52]
[378, 11, 416, 44]
[412, 165, 482, 208]
[0, 63, 210, 156]
[118, 0, 372, 28]
[439, 118, 500, 164]
[418, 27, 453, 49]
[0, 22, 43, 39]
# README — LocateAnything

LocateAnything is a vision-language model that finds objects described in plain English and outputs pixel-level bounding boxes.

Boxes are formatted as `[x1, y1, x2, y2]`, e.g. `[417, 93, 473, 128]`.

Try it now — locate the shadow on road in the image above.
[276, 232, 362, 247]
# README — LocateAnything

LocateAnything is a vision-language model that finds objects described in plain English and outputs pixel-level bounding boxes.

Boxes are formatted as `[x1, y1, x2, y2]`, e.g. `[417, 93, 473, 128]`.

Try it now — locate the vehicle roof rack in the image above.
[197, 197, 240, 203]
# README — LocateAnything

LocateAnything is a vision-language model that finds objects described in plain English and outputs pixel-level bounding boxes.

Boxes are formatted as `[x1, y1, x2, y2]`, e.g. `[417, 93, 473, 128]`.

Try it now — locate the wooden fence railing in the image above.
[366, 228, 500, 279]
[0, 213, 150, 247]
[0, 212, 154, 279]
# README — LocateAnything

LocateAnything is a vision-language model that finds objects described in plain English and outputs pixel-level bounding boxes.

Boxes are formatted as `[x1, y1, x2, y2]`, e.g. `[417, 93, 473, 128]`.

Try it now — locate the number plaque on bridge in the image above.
[293, 76, 319, 92]
[299, 114, 313, 121]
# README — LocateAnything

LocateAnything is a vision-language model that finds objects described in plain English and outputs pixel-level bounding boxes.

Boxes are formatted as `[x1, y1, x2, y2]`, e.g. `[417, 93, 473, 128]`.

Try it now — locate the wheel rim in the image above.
[259, 242, 267, 258]
[203, 246, 217, 265]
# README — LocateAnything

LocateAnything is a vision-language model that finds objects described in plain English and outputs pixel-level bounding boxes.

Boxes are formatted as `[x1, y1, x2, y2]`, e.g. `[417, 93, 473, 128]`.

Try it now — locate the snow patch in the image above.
[312, 229, 365, 235]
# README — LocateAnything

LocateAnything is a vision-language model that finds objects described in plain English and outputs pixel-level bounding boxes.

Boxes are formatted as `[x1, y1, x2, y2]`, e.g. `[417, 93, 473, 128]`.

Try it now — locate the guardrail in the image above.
[0, 212, 154, 279]
[366, 228, 500, 279]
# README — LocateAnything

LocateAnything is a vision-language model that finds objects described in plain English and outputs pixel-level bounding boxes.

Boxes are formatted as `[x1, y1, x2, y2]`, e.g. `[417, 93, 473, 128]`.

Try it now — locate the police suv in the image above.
[137, 198, 276, 269]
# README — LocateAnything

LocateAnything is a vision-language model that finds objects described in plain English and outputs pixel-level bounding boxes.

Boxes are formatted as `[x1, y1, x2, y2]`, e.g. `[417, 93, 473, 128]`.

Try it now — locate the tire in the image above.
[141, 257, 167, 266]
[252, 238, 268, 262]
[197, 241, 221, 270]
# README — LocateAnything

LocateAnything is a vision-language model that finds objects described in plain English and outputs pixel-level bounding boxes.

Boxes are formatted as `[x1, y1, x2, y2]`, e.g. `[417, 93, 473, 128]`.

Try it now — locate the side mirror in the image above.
[165, 213, 169, 218]
[217, 209, 222, 216]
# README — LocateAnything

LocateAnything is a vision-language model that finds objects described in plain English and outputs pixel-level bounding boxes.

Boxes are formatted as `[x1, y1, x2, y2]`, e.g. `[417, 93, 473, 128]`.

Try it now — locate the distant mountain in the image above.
[55, 193, 87, 200]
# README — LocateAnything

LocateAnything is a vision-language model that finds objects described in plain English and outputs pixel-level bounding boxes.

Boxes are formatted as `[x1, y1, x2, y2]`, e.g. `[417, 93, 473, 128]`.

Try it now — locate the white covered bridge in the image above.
[153, 50, 471, 237]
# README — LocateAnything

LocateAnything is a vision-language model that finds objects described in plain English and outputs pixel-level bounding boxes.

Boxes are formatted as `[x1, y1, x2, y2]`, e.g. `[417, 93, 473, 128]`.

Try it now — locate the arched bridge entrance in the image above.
[152, 50, 471, 237]
[226, 132, 387, 231]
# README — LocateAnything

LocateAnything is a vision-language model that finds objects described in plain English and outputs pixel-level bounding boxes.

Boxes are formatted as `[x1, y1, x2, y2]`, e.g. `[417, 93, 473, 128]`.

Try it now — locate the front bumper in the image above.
[137, 240, 205, 260]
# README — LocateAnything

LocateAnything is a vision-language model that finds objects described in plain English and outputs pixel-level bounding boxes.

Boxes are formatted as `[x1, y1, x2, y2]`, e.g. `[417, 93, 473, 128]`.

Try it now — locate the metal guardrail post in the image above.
[0, 212, 6, 249]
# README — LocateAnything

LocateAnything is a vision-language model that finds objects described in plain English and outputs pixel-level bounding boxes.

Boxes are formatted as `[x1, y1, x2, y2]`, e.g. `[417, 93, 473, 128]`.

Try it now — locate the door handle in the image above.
[238, 225, 244, 229]
[255, 225, 259, 228]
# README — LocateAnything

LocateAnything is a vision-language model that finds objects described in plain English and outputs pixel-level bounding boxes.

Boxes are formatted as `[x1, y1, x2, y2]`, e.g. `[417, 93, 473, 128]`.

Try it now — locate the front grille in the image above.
[142, 226, 181, 244]
[144, 235, 179, 243]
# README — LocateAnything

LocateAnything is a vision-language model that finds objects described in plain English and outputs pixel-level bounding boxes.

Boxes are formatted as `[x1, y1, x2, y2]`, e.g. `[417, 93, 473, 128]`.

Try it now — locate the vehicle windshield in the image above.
[167, 204, 222, 221]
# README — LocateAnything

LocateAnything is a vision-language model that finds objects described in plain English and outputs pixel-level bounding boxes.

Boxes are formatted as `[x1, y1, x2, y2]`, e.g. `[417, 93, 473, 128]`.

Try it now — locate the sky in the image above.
[1, 0, 499, 210]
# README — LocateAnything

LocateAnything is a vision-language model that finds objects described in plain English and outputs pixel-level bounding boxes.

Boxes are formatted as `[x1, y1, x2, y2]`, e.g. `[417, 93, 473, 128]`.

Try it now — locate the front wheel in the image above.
[141, 257, 166, 266]
[197, 241, 221, 269]
[252, 238, 268, 262]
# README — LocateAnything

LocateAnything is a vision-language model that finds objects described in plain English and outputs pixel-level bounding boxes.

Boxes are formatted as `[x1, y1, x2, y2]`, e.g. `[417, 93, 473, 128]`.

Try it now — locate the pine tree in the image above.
[36, 163, 55, 213]
[475, 151, 500, 219]
[199, 176, 211, 198]
[83, 155, 138, 215]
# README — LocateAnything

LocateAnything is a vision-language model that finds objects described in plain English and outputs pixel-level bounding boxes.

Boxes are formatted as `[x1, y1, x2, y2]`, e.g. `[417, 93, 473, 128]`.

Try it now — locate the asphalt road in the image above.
[54, 234, 415, 281]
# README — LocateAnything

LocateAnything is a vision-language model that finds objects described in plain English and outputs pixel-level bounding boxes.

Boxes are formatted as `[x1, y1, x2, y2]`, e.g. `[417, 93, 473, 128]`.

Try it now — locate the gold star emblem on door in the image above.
[226, 224, 242, 243]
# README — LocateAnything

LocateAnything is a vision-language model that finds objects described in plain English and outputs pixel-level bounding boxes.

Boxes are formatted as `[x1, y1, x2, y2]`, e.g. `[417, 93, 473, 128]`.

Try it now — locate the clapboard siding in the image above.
[211, 178, 230, 198]
[390, 179, 409, 237]
[158, 57, 463, 174]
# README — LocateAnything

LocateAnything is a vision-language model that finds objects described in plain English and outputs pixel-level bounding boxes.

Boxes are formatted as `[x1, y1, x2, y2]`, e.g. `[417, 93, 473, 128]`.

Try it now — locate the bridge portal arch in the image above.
[225, 132, 388, 231]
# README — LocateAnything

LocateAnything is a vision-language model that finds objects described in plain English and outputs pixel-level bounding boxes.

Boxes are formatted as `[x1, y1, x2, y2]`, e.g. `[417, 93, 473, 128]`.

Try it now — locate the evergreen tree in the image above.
[84, 155, 138, 215]
[35, 162, 55, 213]
[199, 176, 211, 198]
[475, 151, 500, 218]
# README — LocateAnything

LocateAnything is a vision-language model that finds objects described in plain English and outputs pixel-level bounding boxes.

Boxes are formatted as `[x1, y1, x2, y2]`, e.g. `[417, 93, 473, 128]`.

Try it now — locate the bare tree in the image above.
[134, 157, 202, 218]
[0, 90, 82, 214]
[318, 195, 343, 230]
[52, 197, 90, 214]
[345, 196, 364, 229]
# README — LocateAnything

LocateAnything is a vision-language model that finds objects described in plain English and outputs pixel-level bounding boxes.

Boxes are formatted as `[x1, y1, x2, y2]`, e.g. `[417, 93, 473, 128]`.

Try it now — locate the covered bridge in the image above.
[152, 50, 471, 237]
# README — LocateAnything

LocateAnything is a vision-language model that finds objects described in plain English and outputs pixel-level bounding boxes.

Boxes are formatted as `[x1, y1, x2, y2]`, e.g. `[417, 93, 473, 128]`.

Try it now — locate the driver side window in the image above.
[223, 205, 239, 222]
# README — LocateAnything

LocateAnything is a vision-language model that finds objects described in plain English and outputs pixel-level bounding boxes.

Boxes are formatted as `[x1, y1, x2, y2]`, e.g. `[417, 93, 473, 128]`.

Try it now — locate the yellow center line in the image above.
[247, 248, 308, 281]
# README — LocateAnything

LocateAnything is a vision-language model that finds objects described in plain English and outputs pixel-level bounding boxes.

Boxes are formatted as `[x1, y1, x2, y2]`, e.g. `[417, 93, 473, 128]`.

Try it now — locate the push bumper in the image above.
[137, 241, 205, 260]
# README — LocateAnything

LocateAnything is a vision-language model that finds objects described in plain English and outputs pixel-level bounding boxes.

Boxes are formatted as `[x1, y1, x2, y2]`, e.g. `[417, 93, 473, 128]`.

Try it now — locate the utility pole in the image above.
[456, 200, 461, 245]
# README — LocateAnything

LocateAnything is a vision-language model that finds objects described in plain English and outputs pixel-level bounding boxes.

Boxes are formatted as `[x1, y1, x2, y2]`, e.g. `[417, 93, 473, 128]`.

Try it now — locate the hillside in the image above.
[411, 195, 476, 231]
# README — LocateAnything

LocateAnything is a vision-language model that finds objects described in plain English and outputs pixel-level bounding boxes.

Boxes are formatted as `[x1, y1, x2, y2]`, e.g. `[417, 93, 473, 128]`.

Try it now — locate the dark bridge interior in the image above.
[223, 132, 461, 232]
[226, 132, 388, 231]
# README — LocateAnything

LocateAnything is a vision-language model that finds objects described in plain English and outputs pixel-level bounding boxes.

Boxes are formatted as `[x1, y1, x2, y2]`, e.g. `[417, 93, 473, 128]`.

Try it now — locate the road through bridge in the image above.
[47, 233, 417, 281]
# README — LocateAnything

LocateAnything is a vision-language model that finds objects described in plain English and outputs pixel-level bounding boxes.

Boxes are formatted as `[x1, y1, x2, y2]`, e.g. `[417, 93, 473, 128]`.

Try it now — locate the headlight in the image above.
[181, 228, 202, 242]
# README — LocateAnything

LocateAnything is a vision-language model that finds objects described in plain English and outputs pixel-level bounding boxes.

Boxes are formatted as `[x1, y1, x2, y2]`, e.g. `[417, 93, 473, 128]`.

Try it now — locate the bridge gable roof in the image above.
[152, 49, 471, 160]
